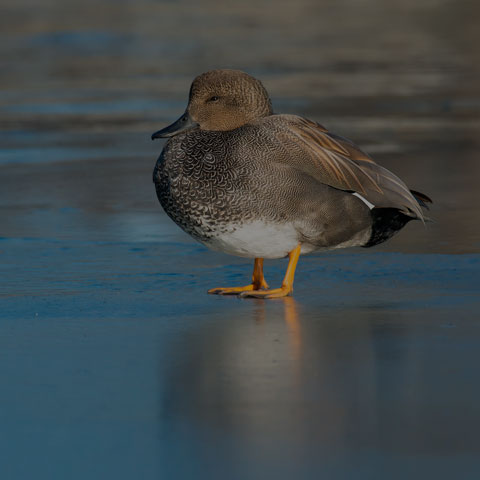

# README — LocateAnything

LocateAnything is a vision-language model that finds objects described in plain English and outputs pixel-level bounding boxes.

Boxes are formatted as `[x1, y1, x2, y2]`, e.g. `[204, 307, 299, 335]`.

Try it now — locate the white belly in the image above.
[203, 220, 307, 259]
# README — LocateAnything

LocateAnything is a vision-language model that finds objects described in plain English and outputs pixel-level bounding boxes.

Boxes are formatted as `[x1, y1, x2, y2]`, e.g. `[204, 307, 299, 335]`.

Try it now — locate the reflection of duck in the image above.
[158, 298, 360, 462]
[152, 69, 431, 298]
[252, 297, 302, 365]
[284, 298, 302, 365]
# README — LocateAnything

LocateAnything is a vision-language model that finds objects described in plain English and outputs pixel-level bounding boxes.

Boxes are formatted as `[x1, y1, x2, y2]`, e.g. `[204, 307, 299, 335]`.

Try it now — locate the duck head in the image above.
[152, 69, 273, 139]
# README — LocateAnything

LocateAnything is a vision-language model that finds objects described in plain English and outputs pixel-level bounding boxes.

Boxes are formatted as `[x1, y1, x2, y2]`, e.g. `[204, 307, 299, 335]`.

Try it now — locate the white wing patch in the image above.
[352, 192, 375, 210]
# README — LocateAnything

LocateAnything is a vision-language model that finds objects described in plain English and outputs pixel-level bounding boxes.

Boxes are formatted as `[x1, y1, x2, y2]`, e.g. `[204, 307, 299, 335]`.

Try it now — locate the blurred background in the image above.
[1, 1, 479, 479]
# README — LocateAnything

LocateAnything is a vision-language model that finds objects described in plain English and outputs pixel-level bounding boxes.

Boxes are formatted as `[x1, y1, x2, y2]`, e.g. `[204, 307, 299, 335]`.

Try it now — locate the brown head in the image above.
[152, 69, 273, 139]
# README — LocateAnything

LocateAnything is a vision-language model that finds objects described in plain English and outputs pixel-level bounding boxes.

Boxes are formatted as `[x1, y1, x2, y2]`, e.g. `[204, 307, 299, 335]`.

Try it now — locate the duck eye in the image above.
[207, 96, 219, 103]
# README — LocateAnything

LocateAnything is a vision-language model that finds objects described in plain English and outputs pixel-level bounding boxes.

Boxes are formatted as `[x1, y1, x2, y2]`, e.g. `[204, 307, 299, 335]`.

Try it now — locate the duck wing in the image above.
[270, 115, 425, 220]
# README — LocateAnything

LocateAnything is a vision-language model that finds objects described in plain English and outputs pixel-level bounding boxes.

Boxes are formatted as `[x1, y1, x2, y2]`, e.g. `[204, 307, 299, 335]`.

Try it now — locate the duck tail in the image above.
[410, 190, 432, 210]
[410, 190, 434, 223]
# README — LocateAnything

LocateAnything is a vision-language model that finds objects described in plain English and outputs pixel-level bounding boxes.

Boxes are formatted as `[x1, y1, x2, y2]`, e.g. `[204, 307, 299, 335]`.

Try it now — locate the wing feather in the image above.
[270, 115, 424, 220]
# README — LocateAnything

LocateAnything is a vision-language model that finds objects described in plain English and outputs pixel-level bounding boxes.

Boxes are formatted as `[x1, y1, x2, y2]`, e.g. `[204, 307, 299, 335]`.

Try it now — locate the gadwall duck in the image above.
[152, 69, 431, 298]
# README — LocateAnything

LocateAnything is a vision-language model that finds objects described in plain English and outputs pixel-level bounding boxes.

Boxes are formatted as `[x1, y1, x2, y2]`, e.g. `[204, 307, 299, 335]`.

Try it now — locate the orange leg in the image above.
[239, 244, 301, 299]
[208, 258, 269, 295]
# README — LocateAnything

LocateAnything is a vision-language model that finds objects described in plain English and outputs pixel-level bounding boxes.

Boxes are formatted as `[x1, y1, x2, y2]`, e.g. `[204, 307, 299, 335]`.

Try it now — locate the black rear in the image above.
[363, 208, 414, 247]
[363, 189, 432, 247]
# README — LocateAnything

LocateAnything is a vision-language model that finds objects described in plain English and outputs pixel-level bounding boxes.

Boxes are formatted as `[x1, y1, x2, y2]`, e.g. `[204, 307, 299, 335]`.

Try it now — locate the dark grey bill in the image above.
[151, 112, 199, 140]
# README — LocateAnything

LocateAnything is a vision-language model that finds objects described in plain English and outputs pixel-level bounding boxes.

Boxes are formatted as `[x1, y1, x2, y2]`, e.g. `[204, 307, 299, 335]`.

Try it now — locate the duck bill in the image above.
[151, 112, 199, 139]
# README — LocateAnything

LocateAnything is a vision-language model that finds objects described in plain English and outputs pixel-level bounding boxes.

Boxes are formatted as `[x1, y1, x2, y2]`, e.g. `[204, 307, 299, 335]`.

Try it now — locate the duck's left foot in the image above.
[208, 257, 269, 295]
[208, 283, 267, 295]
[208, 276, 269, 295]
[238, 286, 293, 299]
